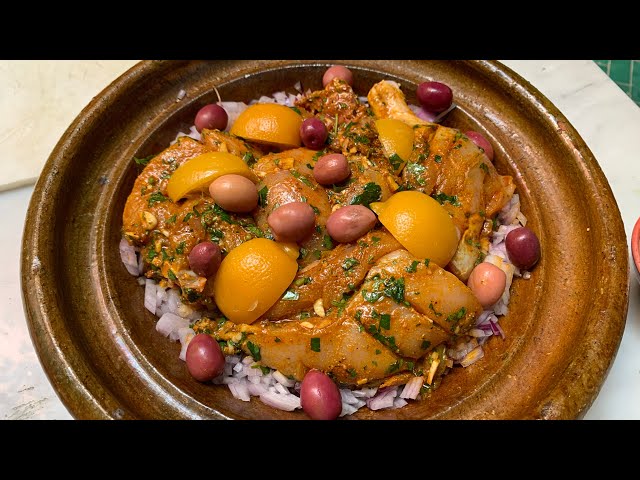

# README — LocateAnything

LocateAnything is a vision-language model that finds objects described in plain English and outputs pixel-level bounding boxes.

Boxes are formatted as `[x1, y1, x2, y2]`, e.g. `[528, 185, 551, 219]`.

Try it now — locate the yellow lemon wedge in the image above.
[370, 191, 459, 267]
[375, 118, 414, 173]
[230, 103, 302, 148]
[213, 238, 298, 324]
[166, 152, 255, 203]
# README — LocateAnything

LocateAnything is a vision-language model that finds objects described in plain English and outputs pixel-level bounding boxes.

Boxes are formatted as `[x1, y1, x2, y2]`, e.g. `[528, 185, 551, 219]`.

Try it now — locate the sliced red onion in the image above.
[144, 279, 157, 315]
[273, 370, 296, 388]
[340, 403, 359, 417]
[432, 103, 457, 123]
[409, 104, 437, 122]
[247, 382, 268, 396]
[392, 397, 408, 409]
[399, 376, 424, 400]
[229, 378, 251, 402]
[177, 327, 194, 361]
[119, 238, 140, 276]
[367, 387, 398, 411]
[259, 391, 301, 411]
[156, 312, 190, 338]
[218, 101, 248, 132]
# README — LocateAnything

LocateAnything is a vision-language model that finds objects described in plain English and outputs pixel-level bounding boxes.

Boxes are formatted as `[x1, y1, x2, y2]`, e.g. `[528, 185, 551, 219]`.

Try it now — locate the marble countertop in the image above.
[2, 60, 638, 420]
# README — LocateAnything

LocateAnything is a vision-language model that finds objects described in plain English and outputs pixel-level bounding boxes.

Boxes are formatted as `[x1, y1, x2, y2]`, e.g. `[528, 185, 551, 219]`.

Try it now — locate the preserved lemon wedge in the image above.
[230, 103, 302, 148]
[213, 239, 298, 324]
[370, 191, 458, 267]
[166, 152, 256, 203]
[375, 118, 414, 172]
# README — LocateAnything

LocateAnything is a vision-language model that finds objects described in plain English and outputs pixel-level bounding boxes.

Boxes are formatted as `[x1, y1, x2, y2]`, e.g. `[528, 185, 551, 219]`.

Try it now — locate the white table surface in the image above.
[2, 60, 638, 420]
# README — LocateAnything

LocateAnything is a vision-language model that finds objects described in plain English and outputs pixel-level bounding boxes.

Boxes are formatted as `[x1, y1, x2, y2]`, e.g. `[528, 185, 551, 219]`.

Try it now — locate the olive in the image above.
[326, 205, 377, 243]
[267, 202, 316, 243]
[185, 333, 225, 382]
[416, 81, 453, 113]
[300, 369, 342, 420]
[188, 241, 222, 277]
[195, 104, 228, 132]
[300, 117, 328, 150]
[465, 131, 494, 161]
[505, 227, 541, 270]
[322, 65, 353, 87]
[467, 262, 507, 308]
[313, 153, 350, 186]
[209, 174, 258, 213]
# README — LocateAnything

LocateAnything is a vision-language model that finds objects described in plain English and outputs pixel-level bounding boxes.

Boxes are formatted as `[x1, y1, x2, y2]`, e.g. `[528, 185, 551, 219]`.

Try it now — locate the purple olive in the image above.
[195, 104, 228, 132]
[300, 117, 328, 150]
[300, 369, 342, 420]
[416, 81, 453, 113]
[185, 334, 225, 382]
[267, 202, 316, 243]
[313, 153, 350, 185]
[326, 205, 377, 243]
[188, 241, 222, 277]
[322, 65, 353, 87]
[465, 131, 494, 161]
[505, 227, 541, 270]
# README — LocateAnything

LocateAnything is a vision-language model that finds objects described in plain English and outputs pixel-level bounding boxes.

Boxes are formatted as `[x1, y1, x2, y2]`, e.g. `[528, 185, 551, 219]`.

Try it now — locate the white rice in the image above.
[120, 87, 532, 416]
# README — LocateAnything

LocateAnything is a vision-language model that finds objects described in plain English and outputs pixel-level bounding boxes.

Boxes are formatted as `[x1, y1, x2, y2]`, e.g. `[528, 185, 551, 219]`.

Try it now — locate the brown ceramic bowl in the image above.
[21, 60, 629, 419]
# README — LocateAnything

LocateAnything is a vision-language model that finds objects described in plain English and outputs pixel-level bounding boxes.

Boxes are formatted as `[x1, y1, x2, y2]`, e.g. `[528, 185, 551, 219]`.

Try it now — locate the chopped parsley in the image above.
[212, 204, 235, 224]
[310, 338, 321, 352]
[242, 152, 257, 167]
[182, 212, 193, 223]
[424, 258, 431, 267]
[428, 302, 443, 317]
[147, 191, 169, 207]
[290, 106, 302, 115]
[379, 313, 391, 330]
[372, 236, 380, 244]
[347, 368, 358, 378]
[421, 340, 432, 350]
[294, 277, 312, 287]
[479, 162, 489, 174]
[406, 260, 420, 273]
[434, 154, 442, 163]
[322, 234, 333, 249]
[290, 170, 314, 188]
[350, 182, 382, 208]
[166, 214, 177, 224]
[342, 257, 360, 271]
[431, 192, 461, 207]
[446, 307, 467, 325]
[246, 341, 261, 361]
[133, 154, 154, 166]
[167, 269, 177, 281]
[389, 153, 403, 171]
[258, 186, 268, 208]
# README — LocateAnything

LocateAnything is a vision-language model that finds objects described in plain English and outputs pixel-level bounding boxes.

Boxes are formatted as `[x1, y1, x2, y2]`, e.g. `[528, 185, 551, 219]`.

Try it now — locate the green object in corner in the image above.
[594, 60, 640, 107]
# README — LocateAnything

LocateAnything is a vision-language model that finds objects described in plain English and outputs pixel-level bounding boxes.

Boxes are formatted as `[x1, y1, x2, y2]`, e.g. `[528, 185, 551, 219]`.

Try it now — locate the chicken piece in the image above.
[264, 230, 401, 320]
[368, 80, 433, 127]
[122, 137, 214, 245]
[327, 156, 394, 208]
[367, 79, 516, 281]
[205, 314, 409, 386]
[200, 248, 481, 386]
[344, 290, 450, 360]
[200, 129, 265, 159]
[122, 136, 266, 303]
[296, 77, 369, 129]
[366, 249, 482, 335]
[251, 147, 317, 180]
